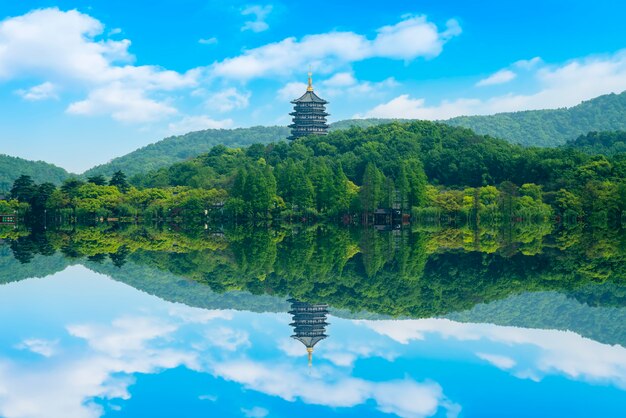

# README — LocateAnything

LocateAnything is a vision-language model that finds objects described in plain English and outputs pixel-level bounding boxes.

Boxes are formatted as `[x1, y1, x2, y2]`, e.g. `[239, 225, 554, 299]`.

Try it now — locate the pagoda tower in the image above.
[288, 299, 329, 366]
[288, 72, 329, 141]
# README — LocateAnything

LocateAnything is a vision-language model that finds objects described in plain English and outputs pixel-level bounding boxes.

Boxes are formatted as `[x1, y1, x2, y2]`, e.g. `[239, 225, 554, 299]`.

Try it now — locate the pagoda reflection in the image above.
[288, 298, 329, 366]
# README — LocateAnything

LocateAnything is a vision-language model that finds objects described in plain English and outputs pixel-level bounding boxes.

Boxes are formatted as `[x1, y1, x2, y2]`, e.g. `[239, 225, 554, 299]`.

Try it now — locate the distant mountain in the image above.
[0, 154, 71, 193]
[445, 91, 626, 147]
[336, 92, 626, 148]
[563, 130, 626, 155]
[84, 126, 290, 178]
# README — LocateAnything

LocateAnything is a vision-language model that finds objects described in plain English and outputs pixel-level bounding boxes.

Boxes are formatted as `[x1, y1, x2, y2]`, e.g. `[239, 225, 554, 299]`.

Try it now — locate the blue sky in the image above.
[1, 0, 626, 172]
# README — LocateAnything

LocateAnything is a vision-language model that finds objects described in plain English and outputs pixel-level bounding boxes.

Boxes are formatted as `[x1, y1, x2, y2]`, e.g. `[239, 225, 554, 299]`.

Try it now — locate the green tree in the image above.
[109, 171, 130, 193]
[10, 175, 36, 202]
[87, 175, 108, 186]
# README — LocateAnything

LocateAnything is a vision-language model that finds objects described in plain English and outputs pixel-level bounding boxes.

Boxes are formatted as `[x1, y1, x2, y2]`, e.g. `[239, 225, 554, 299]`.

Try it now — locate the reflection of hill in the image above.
[84, 258, 290, 313]
[0, 246, 73, 285]
[2, 224, 626, 348]
[447, 283, 626, 347]
[2, 236, 626, 347]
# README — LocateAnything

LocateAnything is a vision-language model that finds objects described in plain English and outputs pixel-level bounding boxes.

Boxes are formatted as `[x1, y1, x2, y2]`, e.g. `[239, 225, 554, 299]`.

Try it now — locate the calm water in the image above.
[1, 224, 625, 417]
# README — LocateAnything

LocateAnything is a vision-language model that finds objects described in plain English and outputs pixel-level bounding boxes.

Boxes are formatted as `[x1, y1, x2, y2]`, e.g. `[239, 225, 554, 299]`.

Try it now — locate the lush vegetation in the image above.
[7, 120, 626, 225]
[0, 154, 70, 194]
[445, 91, 626, 147]
[564, 130, 626, 155]
[83, 126, 290, 178]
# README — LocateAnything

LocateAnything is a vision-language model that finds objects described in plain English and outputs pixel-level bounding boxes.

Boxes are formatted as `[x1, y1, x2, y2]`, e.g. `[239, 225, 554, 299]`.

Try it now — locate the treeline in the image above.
[565, 130, 626, 156]
[6, 120, 626, 223]
[5, 171, 225, 222]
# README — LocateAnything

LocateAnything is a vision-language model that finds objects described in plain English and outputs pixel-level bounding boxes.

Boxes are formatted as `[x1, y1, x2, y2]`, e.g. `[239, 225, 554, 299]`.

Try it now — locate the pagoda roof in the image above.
[292, 335, 327, 348]
[291, 90, 328, 104]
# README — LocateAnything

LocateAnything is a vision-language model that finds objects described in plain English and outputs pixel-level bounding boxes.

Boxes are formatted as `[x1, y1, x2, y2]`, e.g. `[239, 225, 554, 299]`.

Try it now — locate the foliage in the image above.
[564, 130, 626, 155]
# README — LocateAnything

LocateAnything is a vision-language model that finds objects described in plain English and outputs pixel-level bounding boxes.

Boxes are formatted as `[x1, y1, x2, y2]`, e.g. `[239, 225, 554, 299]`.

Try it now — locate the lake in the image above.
[0, 223, 625, 417]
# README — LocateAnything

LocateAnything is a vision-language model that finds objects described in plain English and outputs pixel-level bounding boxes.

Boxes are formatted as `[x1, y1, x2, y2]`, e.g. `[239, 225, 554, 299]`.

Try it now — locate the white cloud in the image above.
[204, 327, 250, 351]
[207, 87, 251, 112]
[16, 81, 58, 101]
[199, 37, 218, 45]
[66, 83, 178, 122]
[363, 318, 626, 389]
[67, 316, 178, 357]
[357, 94, 480, 120]
[15, 338, 59, 357]
[213, 15, 461, 81]
[241, 5, 273, 33]
[0, 8, 198, 122]
[514, 56, 542, 69]
[277, 82, 307, 101]
[476, 69, 517, 87]
[321, 74, 398, 98]
[371, 17, 461, 60]
[167, 115, 234, 135]
[241, 406, 269, 418]
[322, 72, 357, 88]
[476, 352, 516, 370]
[359, 49, 626, 120]
[213, 359, 458, 418]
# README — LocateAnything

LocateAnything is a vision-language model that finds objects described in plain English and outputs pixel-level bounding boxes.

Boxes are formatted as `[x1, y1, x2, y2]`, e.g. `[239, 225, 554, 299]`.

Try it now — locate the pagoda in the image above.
[288, 299, 329, 366]
[288, 72, 329, 140]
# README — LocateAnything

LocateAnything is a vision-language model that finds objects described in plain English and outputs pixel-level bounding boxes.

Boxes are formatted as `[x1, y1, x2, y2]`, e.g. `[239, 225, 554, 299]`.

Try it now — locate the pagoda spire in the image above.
[307, 347, 314, 367]
[307, 71, 314, 92]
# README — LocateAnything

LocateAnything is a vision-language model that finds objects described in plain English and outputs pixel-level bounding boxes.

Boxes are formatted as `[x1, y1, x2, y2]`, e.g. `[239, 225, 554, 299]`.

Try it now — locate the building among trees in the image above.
[288, 299, 329, 366]
[288, 73, 329, 140]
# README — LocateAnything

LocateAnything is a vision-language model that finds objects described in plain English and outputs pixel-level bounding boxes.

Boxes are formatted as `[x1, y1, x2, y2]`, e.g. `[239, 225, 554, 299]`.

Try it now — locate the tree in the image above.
[360, 162, 384, 213]
[87, 175, 108, 186]
[61, 178, 85, 199]
[31, 183, 56, 212]
[10, 175, 35, 202]
[109, 171, 130, 193]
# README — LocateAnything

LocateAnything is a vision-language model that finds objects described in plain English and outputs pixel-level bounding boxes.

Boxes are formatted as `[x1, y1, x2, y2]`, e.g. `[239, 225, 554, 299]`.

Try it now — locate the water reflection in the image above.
[0, 223, 626, 416]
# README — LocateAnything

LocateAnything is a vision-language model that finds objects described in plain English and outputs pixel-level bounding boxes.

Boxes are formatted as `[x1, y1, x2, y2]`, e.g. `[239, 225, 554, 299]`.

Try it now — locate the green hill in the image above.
[83, 126, 290, 178]
[335, 92, 626, 147]
[445, 91, 626, 147]
[0, 154, 70, 194]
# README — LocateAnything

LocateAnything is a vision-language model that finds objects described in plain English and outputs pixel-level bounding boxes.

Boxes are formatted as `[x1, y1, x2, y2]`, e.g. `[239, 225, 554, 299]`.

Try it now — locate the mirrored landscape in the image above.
[1, 222, 625, 417]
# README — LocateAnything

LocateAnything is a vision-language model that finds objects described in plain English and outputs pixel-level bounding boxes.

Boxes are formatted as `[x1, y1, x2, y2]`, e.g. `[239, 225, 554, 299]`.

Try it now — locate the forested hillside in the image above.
[564, 131, 626, 155]
[0, 154, 70, 193]
[84, 126, 290, 178]
[337, 92, 626, 147]
[445, 91, 626, 146]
